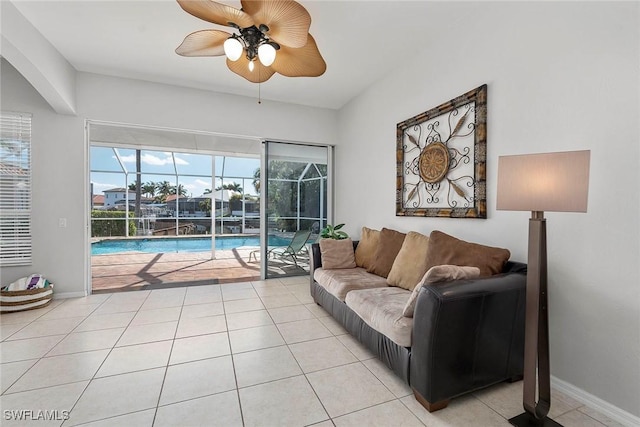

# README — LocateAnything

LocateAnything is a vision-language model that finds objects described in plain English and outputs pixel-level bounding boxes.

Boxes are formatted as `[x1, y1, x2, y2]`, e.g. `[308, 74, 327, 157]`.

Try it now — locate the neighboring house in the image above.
[103, 187, 152, 209]
[102, 188, 129, 208]
[165, 190, 232, 217]
[91, 194, 104, 208]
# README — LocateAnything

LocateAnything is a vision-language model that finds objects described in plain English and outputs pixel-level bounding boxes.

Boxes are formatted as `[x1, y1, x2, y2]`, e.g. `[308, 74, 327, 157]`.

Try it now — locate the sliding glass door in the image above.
[261, 141, 332, 279]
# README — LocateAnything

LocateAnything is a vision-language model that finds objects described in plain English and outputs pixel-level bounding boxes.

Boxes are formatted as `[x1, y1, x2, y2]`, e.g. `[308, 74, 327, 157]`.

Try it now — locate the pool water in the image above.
[91, 235, 292, 255]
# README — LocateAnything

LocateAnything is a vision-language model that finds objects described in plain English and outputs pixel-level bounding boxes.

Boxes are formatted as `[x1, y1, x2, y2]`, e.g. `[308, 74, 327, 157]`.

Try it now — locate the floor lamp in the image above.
[496, 150, 590, 427]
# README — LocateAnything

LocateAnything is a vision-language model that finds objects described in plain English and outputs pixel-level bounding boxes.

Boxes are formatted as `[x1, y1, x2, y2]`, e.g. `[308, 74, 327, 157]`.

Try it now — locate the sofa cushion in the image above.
[354, 227, 379, 269]
[424, 230, 511, 277]
[314, 267, 389, 302]
[402, 265, 481, 317]
[319, 238, 356, 269]
[386, 231, 430, 290]
[345, 287, 413, 347]
[367, 228, 406, 278]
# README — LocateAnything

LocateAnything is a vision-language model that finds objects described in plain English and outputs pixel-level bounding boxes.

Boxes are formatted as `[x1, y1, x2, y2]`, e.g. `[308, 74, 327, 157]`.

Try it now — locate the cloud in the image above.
[194, 179, 211, 186]
[91, 181, 119, 192]
[118, 154, 189, 166]
[173, 156, 189, 165]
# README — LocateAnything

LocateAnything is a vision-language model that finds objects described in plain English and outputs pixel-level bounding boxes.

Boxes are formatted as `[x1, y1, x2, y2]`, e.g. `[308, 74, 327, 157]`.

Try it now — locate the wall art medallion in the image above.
[396, 84, 487, 218]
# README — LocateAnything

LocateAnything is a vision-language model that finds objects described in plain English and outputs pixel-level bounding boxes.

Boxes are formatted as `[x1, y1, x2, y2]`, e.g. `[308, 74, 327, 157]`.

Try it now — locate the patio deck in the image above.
[91, 247, 310, 293]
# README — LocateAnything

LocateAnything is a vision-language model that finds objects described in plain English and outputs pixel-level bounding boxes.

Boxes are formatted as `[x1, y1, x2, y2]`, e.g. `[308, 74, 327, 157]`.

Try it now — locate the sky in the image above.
[90, 146, 260, 198]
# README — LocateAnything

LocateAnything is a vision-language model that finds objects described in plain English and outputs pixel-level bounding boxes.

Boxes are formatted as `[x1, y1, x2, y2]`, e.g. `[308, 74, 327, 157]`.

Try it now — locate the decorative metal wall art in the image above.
[396, 84, 487, 218]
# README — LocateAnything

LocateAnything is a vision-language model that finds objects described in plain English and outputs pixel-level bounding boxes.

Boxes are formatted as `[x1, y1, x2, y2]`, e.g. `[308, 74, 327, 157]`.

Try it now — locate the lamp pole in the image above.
[509, 211, 560, 427]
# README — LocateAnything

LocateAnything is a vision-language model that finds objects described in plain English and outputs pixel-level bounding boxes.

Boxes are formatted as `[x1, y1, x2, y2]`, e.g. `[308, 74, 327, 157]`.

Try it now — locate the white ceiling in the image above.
[12, 1, 484, 110]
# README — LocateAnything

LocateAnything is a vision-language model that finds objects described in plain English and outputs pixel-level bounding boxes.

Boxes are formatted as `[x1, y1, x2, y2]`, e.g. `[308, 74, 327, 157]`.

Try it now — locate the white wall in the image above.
[1, 61, 85, 295]
[0, 59, 338, 297]
[1, 0, 76, 114]
[337, 1, 639, 420]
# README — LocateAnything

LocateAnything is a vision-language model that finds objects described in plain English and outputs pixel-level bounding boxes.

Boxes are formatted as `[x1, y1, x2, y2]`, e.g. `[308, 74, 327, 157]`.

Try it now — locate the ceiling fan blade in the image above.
[226, 56, 276, 83]
[176, 29, 231, 56]
[177, 0, 254, 28]
[241, 0, 310, 48]
[271, 34, 326, 77]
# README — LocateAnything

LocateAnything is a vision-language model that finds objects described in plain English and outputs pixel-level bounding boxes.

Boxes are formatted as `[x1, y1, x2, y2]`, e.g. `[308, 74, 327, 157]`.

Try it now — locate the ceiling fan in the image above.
[175, 0, 326, 83]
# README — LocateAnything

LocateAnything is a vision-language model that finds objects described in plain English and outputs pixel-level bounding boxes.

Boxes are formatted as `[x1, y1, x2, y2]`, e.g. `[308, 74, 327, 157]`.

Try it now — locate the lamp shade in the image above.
[496, 150, 590, 213]
[223, 37, 243, 61]
[258, 43, 276, 66]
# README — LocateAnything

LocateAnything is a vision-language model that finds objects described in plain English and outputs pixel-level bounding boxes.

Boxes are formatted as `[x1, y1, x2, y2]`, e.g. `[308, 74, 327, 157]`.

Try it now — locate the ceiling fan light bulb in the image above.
[258, 43, 276, 67]
[224, 37, 243, 61]
[248, 60, 255, 72]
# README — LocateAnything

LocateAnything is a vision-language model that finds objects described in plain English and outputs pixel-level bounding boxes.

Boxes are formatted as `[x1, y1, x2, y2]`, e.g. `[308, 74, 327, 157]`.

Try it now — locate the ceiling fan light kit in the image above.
[176, 0, 326, 83]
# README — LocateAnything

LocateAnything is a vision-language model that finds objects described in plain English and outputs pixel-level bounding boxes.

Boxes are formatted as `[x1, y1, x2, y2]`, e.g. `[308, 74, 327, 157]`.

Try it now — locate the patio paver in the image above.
[91, 247, 308, 293]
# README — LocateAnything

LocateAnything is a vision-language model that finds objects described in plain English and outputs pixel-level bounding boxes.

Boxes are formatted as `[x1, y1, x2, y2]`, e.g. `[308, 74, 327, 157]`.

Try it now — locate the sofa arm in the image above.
[410, 270, 526, 408]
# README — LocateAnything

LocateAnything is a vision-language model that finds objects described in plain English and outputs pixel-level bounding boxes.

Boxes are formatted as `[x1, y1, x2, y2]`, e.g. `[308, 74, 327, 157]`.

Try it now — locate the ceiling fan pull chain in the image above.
[258, 69, 262, 104]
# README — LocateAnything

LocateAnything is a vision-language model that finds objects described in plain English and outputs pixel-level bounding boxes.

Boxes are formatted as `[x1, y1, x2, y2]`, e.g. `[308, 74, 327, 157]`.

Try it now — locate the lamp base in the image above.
[509, 412, 563, 427]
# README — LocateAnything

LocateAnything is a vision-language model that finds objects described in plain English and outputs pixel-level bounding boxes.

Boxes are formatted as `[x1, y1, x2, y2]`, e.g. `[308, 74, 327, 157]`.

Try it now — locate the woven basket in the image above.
[0, 285, 54, 313]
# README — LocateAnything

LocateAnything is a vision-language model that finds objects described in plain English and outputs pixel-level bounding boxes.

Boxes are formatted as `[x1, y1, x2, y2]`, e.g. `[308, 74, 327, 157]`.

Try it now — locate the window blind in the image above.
[0, 112, 32, 266]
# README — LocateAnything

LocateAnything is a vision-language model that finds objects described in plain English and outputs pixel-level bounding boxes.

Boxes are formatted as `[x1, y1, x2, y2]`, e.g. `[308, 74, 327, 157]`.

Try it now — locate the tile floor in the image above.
[0, 276, 622, 427]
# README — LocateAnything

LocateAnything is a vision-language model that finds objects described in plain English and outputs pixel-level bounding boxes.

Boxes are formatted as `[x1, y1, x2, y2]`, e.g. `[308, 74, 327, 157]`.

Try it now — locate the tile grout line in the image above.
[58, 294, 124, 427]
[221, 285, 246, 427]
[150, 287, 187, 427]
[257, 277, 333, 425]
[63, 289, 152, 425]
[397, 396, 428, 426]
[1, 295, 115, 397]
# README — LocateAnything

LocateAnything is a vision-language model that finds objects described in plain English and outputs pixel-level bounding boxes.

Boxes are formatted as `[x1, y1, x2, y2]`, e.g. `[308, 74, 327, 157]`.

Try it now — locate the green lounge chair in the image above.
[249, 229, 312, 267]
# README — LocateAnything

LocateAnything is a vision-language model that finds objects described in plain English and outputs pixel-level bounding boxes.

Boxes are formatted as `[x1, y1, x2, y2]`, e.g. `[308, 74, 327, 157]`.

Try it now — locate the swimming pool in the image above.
[91, 235, 292, 255]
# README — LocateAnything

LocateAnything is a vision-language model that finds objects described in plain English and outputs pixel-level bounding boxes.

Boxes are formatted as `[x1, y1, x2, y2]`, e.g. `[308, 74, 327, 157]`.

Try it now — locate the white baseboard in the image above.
[53, 292, 87, 299]
[551, 376, 640, 427]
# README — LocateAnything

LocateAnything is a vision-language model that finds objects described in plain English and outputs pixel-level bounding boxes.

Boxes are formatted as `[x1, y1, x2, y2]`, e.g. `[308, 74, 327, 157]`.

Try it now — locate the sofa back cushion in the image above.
[354, 227, 380, 269]
[386, 231, 430, 290]
[402, 265, 481, 317]
[424, 230, 510, 277]
[367, 228, 406, 278]
[319, 237, 357, 269]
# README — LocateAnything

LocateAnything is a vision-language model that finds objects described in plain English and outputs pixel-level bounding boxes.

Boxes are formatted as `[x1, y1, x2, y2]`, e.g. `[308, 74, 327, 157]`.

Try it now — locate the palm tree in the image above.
[216, 182, 243, 194]
[253, 168, 260, 194]
[170, 184, 187, 196]
[143, 182, 156, 199]
[199, 198, 212, 215]
[199, 188, 213, 215]
[225, 182, 243, 193]
[155, 181, 172, 202]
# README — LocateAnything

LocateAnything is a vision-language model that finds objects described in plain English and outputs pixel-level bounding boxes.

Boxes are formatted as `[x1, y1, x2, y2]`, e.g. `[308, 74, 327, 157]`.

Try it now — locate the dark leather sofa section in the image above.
[310, 241, 527, 412]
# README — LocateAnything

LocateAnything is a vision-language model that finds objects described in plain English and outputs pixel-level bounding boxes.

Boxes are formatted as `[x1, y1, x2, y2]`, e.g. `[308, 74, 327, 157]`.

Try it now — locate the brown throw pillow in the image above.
[424, 230, 510, 277]
[402, 265, 481, 317]
[319, 238, 356, 269]
[386, 231, 430, 290]
[354, 227, 380, 269]
[367, 228, 406, 278]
